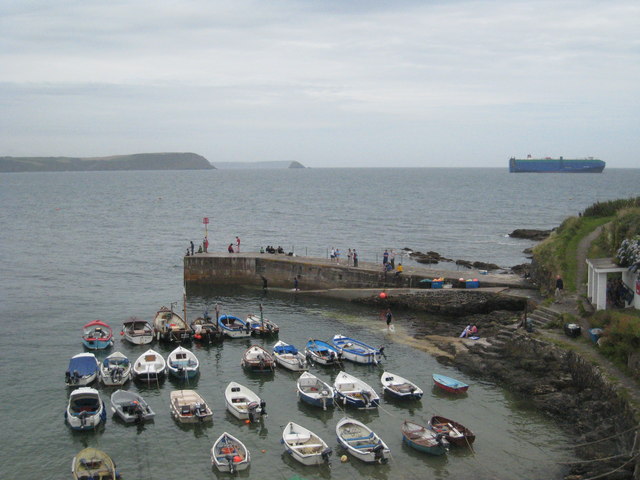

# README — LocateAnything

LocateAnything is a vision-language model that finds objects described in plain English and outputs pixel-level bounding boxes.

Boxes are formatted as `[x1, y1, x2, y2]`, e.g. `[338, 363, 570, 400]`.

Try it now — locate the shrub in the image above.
[583, 197, 640, 218]
[616, 234, 640, 273]
[591, 310, 640, 368]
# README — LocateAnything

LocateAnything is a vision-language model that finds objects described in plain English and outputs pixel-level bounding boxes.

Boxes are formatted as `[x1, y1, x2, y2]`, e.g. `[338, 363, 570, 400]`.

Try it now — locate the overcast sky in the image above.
[1, 1, 638, 168]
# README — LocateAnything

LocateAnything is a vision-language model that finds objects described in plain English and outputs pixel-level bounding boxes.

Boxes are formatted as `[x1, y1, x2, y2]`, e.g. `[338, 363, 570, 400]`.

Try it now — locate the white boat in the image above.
[110, 389, 155, 424]
[218, 314, 252, 338]
[296, 372, 335, 410]
[71, 447, 119, 480]
[380, 371, 423, 400]
[65, 387, 106, 431]
[224, 382, 266, 423]
[304, 339, 342, 366]
[132, 349, 166, 383]
[211, 432, 251, 474]
[332, 334, 383, 365]
[334, 371, 380, 409]
[166, 346, 199, 379]
[336, 417, 391, 464]
[241, 345, 276, 373]
[121, 317, 154, 345]
[272, 340, 308, 372]
[245, 313, 280, 335]
[282, 421, 332, 466]
[170, 389, 213, 423]
[99, 351, 131, 386]
[153, 305, 193, 343]
[65, 352, 100, 387]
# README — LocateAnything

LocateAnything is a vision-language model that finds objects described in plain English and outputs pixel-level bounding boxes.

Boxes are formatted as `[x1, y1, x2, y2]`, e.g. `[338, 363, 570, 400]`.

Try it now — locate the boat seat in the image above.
[353, 443, 378, 449]
[284, 432, 311, 444]
[291, 443, 323, 449]
[344, 433, 374, 441]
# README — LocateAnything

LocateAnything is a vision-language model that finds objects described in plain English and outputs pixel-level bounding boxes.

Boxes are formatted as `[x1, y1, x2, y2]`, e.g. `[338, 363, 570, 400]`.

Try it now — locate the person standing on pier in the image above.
[236, 236, 241, 252]
[190, 241, 194, 256]
[383, 249, 389, 266]
[203, 237, 209, 253]
[390, 250, 395, 269]
[353, 249, 358, 267]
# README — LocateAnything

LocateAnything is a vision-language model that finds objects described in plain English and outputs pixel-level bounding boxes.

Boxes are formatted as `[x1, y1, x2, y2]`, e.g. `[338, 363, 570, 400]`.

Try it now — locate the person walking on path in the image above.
[235, 236, 241, 252]
[382, 249, 389, 266]
[353, 249, 358, 267]
[554, 275, 564, 303]
[190, 241, 194, 256]
[384, 308, 393, 330]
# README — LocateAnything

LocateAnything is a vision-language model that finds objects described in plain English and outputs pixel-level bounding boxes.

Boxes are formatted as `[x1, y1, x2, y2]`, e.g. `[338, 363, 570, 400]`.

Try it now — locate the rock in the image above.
[471, 261, 501, 271]
[509, 229, 552, 240]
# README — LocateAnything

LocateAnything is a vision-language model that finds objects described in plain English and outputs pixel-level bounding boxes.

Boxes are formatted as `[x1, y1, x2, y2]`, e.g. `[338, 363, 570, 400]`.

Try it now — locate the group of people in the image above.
[329, 247, 359, 267]
[262, 246, 285, 254]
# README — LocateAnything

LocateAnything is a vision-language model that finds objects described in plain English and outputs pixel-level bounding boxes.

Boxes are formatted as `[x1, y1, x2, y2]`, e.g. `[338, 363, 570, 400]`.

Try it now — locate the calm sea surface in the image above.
[1, 168, 639, 479]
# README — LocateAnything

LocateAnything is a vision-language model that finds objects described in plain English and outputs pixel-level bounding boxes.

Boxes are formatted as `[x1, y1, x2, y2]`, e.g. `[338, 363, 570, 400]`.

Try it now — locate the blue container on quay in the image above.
[465, 280, 479, 289]
[431, 281, 443, 289]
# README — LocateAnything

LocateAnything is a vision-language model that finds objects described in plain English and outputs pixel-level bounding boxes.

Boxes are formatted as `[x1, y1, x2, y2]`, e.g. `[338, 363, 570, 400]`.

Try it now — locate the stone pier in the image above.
[184, 252, 528, 291]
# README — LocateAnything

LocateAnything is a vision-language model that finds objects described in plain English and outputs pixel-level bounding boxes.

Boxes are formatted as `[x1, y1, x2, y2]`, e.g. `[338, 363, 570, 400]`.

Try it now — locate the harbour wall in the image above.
[183, 253, 528, 290]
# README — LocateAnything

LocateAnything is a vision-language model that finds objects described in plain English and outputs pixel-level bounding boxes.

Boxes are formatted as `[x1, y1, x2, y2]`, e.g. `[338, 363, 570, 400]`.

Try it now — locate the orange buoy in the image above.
[379, 292, 387, 299]
[233, 455, 242, 463]
[261, 449, 266, 453]
[245, 419, 251, 424]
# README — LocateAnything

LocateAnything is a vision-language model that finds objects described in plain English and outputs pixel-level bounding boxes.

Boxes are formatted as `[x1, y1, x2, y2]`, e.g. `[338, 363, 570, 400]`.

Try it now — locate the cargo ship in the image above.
[509, 156, 605, 173]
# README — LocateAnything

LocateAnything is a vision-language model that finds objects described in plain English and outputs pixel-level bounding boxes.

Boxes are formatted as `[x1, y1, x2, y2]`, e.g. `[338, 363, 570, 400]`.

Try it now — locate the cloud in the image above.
[0, 0, 638, 166]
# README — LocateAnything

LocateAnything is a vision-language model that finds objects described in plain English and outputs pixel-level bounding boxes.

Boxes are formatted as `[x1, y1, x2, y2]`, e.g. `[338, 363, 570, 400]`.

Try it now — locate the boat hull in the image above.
[430, 415, 476, 447]
[72, 448, 118, 480]
[332, 335, 381, 365]
[282, 422, 332, 466]
[110, 390, 155, 424]
[218, 315, 252, 338]
[381, 372, 423, 400]
[334, 371, 380, 409]
[433, 374, 469, 394]
[65, 388, 106, 431]
[211, 433, 251, 473]
[170, 390, 213, 423]
[225, 382, 265, 422]
[336, 418, 390, 464]
[402, 435, 448, 455]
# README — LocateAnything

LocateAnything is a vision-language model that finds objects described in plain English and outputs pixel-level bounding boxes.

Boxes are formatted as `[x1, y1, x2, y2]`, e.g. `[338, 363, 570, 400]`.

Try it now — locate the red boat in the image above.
[429, 415, 476, 447]
[432, 374, 469, 394]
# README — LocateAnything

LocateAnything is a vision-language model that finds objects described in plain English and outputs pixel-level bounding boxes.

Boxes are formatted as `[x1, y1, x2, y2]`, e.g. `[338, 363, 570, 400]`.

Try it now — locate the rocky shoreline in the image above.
[353, 290, 640, 479]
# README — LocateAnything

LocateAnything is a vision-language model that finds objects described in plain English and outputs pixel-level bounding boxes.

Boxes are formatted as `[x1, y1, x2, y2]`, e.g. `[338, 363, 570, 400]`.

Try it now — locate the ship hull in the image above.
[509, 157, 605, 173]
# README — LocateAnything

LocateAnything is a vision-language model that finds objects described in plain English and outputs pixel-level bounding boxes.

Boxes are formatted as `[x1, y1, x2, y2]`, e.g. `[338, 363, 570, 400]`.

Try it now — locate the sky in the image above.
[1, 0, 638, 168]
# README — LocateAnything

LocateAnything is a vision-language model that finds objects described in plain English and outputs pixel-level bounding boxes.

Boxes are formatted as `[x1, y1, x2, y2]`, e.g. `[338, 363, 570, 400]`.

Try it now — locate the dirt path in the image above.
[574, 223, 606, 295]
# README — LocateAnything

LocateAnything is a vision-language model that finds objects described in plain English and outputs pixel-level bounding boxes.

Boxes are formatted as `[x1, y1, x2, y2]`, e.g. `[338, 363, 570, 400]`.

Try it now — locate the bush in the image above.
[591, 310, 640, 368]
[616, 234, 640, 273]
[583, 197, 640, 218]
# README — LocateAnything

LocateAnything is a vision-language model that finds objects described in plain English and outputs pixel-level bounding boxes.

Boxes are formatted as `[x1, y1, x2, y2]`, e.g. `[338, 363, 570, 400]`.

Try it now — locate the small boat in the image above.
[334, 371, 380, 409]
[241, 345, 276, 373]
[65, 387, 107, 430]
[100, 351, 132, 386]
[121, 317, 154, 345]
[82, 320, 114, 350]
[296, 372, 335, 410]
[305, 339, 342, 366]
[218, 314, 252, 338]
[246, 313, 280, 336]
[224, 382, 266, 422]
[190, 312, 223, 344]
[335, 417, 390, 464]
[211, 432, 251, 474]
[432, 373, 469, 394]
[332, 334, 383, 365]
[72, 447, 120, 480]
[166, 346, 200, 379]
[132, 349, 166, 382]
[110, 389, 155, 424]
[401, 419, 449, 455]
[380, 371, 423, 400]
[170, 389, 213, 423]
[429, 415, 476, 447]
[272, 340, 309, 372]
[282, 421, 332, 466]
[153, 305, 193, 343]
[65, 352, 100, 386]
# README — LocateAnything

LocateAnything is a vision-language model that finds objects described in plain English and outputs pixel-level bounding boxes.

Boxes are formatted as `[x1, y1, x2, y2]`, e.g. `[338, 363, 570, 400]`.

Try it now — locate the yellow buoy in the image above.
[341, 455, 348, 463]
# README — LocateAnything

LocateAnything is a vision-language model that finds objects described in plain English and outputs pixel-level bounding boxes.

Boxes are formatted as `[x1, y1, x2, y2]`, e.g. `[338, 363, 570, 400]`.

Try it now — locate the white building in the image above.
[586, 258, 639, 311]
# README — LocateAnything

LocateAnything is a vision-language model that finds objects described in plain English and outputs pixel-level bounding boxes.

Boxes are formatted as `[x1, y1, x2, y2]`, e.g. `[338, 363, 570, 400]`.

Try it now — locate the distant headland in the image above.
[0, 153, 306, 172]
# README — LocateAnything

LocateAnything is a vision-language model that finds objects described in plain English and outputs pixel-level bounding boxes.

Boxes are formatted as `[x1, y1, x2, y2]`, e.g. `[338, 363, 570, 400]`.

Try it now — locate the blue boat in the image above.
[65, 352, 100, 386]
[296, 372, 334, 410]
[334, 371, 380, 409]
[401, 420, 449, 455]
[304, 339, 342, 366]
[217, 314, 252, 338]
[332, 334, 383, 365]
[509, 156, 605, 173]
[432, 374, 469, 394]
[81, 320, 114, 350]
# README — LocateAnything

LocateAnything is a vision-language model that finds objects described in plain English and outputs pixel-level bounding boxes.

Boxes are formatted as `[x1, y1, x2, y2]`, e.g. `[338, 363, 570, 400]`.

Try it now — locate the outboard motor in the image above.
[373, 444, 386, 464]
[247, 402, 259, 423]
[72, 370, 80, 384]
[65, 370, 71, 384]
[134, 404, 144, 424]
[226, 455, 236, 475]
[379, 346, 386, 359]
[435, 432, 449, 449]
[361, 390, 371, 407]
[321, 447, 333, 463]
[194, 403, 206, 421]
